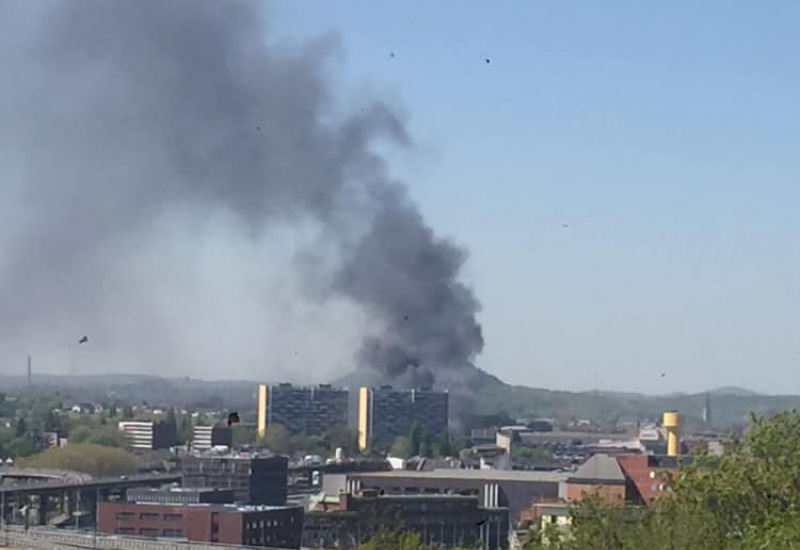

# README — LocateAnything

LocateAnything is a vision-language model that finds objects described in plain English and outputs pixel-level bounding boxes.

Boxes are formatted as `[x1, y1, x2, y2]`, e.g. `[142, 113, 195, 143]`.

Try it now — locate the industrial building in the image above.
[192, 425, 233, 451]
[180, 451, 288, 505]
[257, 383, 349, 438]
[303, 491, 509, 549]
[117, 420, 177, 451]
[126, 487, 235, 505]
[357, 386, 449, 450]
[330, 469, 567, 524]
[97, 501, 303, 548]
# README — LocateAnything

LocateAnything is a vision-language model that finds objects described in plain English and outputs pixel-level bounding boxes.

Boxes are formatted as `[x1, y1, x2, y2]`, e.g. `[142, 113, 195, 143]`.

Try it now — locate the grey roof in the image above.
[351, 469, 568, 483]
[568, 454, 625, 483]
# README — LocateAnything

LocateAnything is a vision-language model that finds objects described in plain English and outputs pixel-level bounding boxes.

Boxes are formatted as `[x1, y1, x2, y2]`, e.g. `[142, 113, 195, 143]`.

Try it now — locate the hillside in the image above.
[2, 369, 798, 430]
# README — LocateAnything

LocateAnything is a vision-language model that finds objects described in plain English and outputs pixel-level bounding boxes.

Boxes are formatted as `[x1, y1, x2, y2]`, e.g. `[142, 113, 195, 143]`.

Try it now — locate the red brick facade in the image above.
[97, 501, 303, 548]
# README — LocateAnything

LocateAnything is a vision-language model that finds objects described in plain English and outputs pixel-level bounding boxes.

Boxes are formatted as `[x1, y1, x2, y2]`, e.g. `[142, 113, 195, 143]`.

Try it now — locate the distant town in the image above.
[0, 378, 730, 549]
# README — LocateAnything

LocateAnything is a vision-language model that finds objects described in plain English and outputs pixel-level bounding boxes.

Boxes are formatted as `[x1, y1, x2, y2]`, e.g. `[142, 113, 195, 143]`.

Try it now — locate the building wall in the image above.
[616, 455, 679, 504]
[358, 387, 449, 449]
[303, 494, 508, 550]
[97, 502, 303, 549]
[180, 455, 288, 505]
[260, 384, 349, 437]
[564, 482, 625, 503]
[350, 473, 561, 524]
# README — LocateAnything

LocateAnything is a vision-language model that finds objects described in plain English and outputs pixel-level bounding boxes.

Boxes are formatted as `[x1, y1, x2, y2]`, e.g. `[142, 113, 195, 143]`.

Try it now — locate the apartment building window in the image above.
[116, 527, 135, 534]
[140, 528, 160, 537]
[164, 513, 183, 521]
[115, 512, 135, 520]
[162, 529, 184, 538]
[140, 512, 160, 520]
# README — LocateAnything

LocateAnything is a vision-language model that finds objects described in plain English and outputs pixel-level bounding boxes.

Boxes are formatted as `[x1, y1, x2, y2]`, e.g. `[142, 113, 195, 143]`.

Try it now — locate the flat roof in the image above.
[112, 502, 301, 513]
[352, 469, 568, 483]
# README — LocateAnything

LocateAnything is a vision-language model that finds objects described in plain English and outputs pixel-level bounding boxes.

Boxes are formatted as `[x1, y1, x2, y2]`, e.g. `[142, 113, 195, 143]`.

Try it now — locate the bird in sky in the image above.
[78, 335, 88, 344]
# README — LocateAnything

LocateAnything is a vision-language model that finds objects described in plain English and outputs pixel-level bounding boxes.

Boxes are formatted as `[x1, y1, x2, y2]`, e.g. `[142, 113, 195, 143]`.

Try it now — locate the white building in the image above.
[118, 421, 154, 450]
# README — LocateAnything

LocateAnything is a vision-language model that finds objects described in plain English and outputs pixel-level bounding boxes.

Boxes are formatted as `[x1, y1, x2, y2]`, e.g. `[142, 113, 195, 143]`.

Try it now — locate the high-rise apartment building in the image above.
[256, 383, 348, 438]
[357, 386, 448, 450]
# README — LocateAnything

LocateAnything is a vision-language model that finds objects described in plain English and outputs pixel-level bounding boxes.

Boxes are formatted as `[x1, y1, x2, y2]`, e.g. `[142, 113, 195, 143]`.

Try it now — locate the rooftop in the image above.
[117, 502, 301, 513]
[568, 454, 625, 483]
[351, 469, 568, 483]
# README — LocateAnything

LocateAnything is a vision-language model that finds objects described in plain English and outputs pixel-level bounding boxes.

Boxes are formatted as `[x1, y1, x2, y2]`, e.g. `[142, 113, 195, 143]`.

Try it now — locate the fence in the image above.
[0, 526, 289, 550]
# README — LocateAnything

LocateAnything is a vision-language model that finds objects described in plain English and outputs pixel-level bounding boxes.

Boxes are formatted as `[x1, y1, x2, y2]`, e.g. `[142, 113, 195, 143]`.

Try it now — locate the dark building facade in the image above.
[258, 383, 349, 437]
[97, 502, 303, 549]
[181, 453, 288, 505]
[303, 492, 509, 549]
[357, 386, 449, 450]
[126, 487, 235, 505]
[344, 469, 566, 525]
[192, 425, 234, 450]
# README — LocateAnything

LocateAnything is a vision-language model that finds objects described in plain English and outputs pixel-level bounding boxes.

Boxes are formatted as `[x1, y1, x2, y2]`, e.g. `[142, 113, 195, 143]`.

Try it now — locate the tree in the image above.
[15, 417, 27, 437]
[539, 410, 800, 550]
[20, 443, 137, 477]
[408, 423, 423, 456]
[177, 415, 193, 445]
[121, 405, 133, 420]
[260, 424, 292, 454]
[108, 404, 118, 418]
[389, 436, 411, 459]
[419, 430, 433, 458]
[435, 431, 453, 458]
[4, 437, 38, 459]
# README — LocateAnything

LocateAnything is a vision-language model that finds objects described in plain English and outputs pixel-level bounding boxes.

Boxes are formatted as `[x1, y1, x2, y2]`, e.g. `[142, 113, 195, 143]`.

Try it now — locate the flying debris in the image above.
[485, 57, 491, 64]
[389, 51, 396, 58]
[78, 335, 89, 344]
[227, 412, 240, 427]
[660, 373, 666, 378]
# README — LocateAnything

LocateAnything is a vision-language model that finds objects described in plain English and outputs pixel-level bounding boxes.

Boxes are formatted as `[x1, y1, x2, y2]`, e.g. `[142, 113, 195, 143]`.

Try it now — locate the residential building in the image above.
[126, 487, 235, 505]
[257, 383, 349, 438]
[118, 420, 177, 450]
[180, 451, 288, 505]
[97, 501, 303, 548]
[192, 425, 233, 451]
[303, 491, 509, 549]
[357, 386, 448, 450]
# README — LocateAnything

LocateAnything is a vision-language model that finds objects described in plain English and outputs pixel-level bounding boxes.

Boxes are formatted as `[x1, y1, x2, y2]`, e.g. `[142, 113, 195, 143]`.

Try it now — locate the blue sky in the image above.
[270, 2, 800, 394]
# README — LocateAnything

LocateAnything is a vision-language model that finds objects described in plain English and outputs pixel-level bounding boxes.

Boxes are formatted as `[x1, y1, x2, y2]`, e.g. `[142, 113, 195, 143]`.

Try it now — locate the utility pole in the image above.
[27, 355, 32, 387]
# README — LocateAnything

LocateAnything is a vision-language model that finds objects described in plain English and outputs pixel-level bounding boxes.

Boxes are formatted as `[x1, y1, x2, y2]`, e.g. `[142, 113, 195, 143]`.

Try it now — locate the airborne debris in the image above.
[78, 335, 89, 345]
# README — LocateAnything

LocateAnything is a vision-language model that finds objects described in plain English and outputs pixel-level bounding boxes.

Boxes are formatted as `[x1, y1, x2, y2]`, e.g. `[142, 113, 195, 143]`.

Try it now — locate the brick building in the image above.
[97, 502, 303, 549]
[564, 454, 626, 502]
[180, 452, 288, 505]
[303, 491, 509, 549]
[616, 454, 691, 504]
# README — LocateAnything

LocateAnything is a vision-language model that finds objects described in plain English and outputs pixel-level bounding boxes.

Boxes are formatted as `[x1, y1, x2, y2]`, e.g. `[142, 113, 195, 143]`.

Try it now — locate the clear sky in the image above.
[270, 1, 800, 394]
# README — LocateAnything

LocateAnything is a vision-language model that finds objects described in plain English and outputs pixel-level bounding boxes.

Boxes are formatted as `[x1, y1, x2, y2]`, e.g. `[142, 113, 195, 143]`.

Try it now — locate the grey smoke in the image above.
[0, 0, 483, 385]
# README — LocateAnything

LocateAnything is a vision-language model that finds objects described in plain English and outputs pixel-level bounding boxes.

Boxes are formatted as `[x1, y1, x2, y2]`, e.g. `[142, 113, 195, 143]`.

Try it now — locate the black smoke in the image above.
[0, 1, 483, 386]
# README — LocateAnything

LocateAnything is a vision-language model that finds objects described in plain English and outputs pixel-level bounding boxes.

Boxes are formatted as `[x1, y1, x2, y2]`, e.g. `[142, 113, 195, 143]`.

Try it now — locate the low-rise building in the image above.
[303, 491, 509, 549]
[180, 451, 288, 505]
[126, 487, 235, 505]
[192, 425, 233, 451]
[338, 468, 567, 525]
[118, 420, 177, 450]
[564, 454, 626, 502]
[97, 502, 303, 549]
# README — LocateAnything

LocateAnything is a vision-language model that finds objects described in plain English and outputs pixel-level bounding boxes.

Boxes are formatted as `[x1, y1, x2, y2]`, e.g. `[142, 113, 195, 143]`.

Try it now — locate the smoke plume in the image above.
[0, 1, 483, 386]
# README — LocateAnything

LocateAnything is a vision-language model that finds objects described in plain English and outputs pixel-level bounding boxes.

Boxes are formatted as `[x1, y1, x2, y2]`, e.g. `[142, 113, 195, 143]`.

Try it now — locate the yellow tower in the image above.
[662, 411, 682, 457]
[257, 384, 268, 439]
[357, 386, 371, 451]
